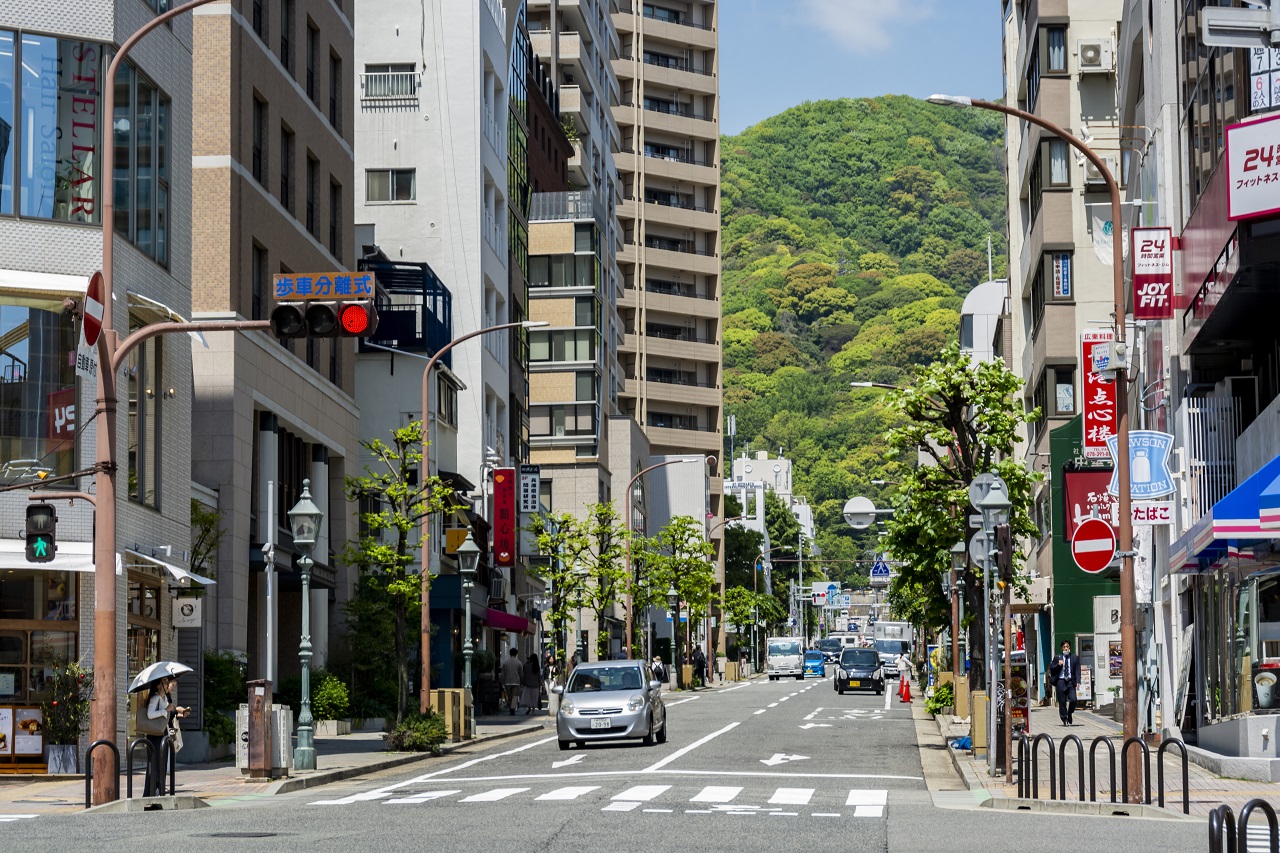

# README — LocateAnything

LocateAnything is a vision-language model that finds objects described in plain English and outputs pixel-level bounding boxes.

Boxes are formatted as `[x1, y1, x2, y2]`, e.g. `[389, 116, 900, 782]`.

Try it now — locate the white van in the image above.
[765, 636, 804, 681]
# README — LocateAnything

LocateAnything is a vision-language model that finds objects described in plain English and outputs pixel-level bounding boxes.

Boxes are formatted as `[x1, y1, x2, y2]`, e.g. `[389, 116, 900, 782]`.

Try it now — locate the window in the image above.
[363, 63, 417, 98]
[960, 314, 974, 350]
[1048, 139, 1069, 186]
[126, 326, 162, 508]
[0, 31, 14, 214]
[329, 180, 342, 260]
[575, 371, 595, 402]
[574, 223, 597, 254]
[1052, 366, 1075, 415]
[127, 572, 161, 680]
[530, 403, 596, 437]
[329, 51, 342, 131]
[575, 296, 597, 327]
[365, 168, 416, 202]
[280, 126, 294, 211]
[437, 374, 458, 427]
[0, 305, 78, 478]
[1026, 35, 1040, 110]
[329, 336, 339, 385]
[1045, 26, 1067, 73]
[305, 21, 318, 102]
[306, 154, 318, 234]
[1028, 146, 1044, 224]
[528, 254, 600, 290]
[280, 0, 294, 71]
[1031, 375, 1047, 441]
[251, 243, 266, 320]
[252, 96, 267, 184]
[530, 329, 596, 362]
[0, 571, 76, 703]
[252, 0, 267, 41]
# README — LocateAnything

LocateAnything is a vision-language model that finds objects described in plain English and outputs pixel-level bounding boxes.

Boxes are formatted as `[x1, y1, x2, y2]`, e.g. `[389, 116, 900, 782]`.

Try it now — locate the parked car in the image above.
[552, 660, 667, 751]
[814, 638, 842, 663]
[834, 647, 884, 695]
[803, 649, 826, 678]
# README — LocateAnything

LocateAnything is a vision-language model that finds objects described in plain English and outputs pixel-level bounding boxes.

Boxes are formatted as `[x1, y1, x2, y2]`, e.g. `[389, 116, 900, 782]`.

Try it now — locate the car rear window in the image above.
[841, 649, 879, 667]
[805, 651, 824, 661]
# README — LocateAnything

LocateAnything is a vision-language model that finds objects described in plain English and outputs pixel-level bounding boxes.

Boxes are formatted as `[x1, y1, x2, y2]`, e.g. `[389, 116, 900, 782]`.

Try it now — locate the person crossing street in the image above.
[501, 647, 524, 716]
[1050, 641, 1081, 726]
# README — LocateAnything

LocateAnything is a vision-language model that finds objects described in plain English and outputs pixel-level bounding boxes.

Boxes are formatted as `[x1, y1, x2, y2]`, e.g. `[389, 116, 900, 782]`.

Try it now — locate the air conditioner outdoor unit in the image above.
[1084, 155, 1119, 184]
[1078, 38, 1114, 73]
[489, 576, 508, 601]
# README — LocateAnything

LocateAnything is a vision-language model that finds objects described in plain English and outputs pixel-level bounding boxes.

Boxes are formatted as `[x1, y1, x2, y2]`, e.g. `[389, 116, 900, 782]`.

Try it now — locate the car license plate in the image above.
[590, 719, 612, 730]
[850, 680, 861, 687]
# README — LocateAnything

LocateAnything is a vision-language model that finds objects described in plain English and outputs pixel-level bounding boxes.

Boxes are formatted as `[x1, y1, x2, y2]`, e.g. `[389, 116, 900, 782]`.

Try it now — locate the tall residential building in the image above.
[611, 0, 724, 640]
[0, 3, 197, 745]
[190, 0, 359, 690]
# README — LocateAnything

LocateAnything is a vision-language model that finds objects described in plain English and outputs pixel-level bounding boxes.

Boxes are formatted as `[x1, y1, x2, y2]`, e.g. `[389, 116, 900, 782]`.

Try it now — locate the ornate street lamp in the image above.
[667, 584, 680, 680]
[457, 531, 481, 700]
[951, 540, 966, 684]
[287, 479, 324, 771]
[976, 475, 1011, 778]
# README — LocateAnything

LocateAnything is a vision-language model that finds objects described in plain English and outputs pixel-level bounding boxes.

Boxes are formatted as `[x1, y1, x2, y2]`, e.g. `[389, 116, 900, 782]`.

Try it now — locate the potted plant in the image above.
[39, 657, 93, 774]
[1109, 685, 1123, 721]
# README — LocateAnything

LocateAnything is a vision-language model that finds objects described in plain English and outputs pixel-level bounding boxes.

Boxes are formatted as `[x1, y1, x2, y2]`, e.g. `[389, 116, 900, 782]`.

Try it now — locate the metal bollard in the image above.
[1058, 734, 1085, 802]
[1015, 732, 1031, 799]
[1030, 733, 1056, 800]
[126, 737, 157, 800]
[1157, 738, 1189, 815]
[1089, 736, 1117, 803]
[83, 740, 119, 809]
[1239, 799, 1280, 853]
[1208, 804, 1236, 853]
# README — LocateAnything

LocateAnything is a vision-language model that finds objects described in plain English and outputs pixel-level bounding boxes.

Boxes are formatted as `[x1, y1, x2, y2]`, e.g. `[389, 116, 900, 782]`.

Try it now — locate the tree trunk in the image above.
[394, 597, 408, 725]
[966, 570, 987, 694]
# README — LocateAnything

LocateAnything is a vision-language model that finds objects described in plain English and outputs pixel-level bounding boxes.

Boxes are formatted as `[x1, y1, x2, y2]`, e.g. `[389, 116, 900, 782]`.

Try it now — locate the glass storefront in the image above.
[0, 304, 78, 478]
[0, 569, 78, 705]
[127, 571, 161, 679]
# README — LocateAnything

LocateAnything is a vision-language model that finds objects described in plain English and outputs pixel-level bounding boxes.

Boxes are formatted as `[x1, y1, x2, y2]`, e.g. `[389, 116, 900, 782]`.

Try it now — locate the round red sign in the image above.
[1071, 516, 1117, 573]
[83, 271, 104, 347]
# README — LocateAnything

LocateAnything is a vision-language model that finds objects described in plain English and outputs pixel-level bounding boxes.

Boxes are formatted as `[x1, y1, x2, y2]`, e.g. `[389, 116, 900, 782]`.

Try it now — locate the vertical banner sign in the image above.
[493, 467, 516, 567]
[1131, 227, 1174, 319]
[1082, 330, 1117, 458]
[518, 464, 541, 513]
[1052, 252, 1071, 298]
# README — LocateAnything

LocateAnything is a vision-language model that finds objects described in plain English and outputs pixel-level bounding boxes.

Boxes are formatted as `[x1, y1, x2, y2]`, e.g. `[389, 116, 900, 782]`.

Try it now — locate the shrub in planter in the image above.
[925, 681, 955, 716]
[312, 672, 351, 721]
[383, 712, 447, 753]
[205, 711, 236, 748]
[39, 657, 93, 746]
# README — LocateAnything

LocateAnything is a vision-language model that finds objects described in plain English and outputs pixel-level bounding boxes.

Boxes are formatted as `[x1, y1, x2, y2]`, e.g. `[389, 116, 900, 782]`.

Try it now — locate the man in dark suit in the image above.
[1050, 641, 1081, 725]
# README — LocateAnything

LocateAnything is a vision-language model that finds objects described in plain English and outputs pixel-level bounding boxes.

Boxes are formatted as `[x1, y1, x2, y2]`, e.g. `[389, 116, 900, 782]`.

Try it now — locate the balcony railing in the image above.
[643, 237, 715, 257]
[356, 259, 454, 361]
[361, 72, 421, 100]
[642, 279, 715, 300]
[483, 109, 507, 158]
[618, 2, 716, 31]
[635, 193, 715, 214]
[620, 146, 717, 169]
[645, 415, 712, 431]
[1176, 395, 1242, 526]
[643, 326, 717, 345]
[530, 190, 602, 224]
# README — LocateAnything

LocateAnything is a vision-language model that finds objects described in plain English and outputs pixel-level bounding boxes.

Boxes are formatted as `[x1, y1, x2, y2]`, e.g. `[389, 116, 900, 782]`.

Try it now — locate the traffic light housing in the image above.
[25, 503, 56, 563]
[270, 299, 379, 339]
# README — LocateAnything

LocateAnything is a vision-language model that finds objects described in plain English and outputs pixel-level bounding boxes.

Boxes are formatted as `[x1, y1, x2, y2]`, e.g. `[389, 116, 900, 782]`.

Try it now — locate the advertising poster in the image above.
[493, 467, 516, 567]
[1081, 330, 1117, 458]
[14, 709, 42, 755]
[1009, 660, 1030, 733]
[1131, 227, 1174, 319]
[1108, 641, 1123, 678]
[0, 707, 11, 755]
[1062, 469, 1118, 542]
[1080, 665, 1094, 703]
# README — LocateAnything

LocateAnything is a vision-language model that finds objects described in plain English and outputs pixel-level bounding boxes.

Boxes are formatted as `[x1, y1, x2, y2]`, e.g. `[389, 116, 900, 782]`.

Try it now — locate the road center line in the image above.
[884, 689, 892, 711]
[665, 696, 700, 707]
[641, 722, 740, 773]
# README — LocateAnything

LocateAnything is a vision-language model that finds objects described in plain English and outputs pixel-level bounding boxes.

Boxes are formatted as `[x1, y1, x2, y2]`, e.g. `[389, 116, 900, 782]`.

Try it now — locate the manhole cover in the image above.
[204, 833, 279, 839]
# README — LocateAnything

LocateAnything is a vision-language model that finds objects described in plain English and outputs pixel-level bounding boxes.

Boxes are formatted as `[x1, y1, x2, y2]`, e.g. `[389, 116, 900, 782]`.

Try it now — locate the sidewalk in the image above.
[0, 712, 549, 816]
[934, 699, 1280, 818]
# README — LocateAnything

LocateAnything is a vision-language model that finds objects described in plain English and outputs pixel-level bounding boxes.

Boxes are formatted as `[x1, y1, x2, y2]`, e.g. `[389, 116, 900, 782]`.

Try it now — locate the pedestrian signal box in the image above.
[25, 503, 56, 563]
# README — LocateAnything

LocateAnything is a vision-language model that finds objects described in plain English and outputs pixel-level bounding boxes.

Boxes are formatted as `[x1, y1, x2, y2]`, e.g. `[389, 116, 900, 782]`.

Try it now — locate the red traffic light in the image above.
[339, 302, 372, 335]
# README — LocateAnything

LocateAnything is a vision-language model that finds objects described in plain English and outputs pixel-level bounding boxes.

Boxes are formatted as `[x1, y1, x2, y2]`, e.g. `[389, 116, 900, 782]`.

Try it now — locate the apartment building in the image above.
[189, 0, 359, 690]
[0, 2, 197, 747]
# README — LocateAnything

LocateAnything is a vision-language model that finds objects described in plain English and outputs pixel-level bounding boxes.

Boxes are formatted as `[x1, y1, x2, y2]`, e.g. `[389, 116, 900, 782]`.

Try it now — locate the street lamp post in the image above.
[978, 477, 1012, 779]
[417, 319, 548, 714]
[930, 92, 1139, 796]
[287, 480, 325, 772]
[950, 541, 966, 687]
[667, 585, 680, 686]
[623, 458, 702, 658]
[456, 532, 481, 721]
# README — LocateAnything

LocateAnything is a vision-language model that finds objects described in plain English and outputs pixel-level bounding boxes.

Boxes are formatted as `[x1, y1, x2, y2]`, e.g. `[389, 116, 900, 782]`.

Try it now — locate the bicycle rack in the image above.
[83, 739, 119, 809]
[126, 737, 156, 799]
[1015, 732, 1031, 799]
[1208, 804, 1236, 853]
[1030, 733, 1056, 800]
[1157, 738, 1189, 815]
[1088, 735, 1116, 803]
[1239, 799, 1280, 853]
[1120, 736, 1151, 805]
[1058, 734, 1085, 802]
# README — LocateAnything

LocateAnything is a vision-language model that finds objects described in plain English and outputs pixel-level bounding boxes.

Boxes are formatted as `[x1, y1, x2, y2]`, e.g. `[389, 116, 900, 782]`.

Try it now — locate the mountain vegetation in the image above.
[720, 95, 1009, 595]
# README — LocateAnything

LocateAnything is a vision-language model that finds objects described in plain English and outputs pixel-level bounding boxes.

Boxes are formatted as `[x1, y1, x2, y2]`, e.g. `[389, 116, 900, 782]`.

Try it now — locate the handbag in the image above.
[136, 696, 168, 736]
[170, 725, 184, 753]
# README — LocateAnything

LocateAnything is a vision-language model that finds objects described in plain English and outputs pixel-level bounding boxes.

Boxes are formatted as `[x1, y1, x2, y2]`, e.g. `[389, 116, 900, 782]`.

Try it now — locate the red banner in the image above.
[1062, 469, 1117, 542]
[1082, 330, 1116, 459]
[1132, 226, 1174, 319]
[45, 388, 76, 454]
[493, 467, 516, 567]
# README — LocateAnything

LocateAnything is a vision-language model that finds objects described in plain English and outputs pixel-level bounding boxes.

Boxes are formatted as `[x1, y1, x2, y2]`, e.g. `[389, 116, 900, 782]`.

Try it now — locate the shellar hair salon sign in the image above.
[1131, 227, 1174, 320]
[1226, 113, 1280, 221]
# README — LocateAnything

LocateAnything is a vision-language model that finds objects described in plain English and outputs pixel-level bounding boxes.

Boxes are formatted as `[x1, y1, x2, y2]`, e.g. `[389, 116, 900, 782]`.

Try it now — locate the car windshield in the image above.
[768, 641, 800, 656]
[815, 640, 841, 652]
[841, 649, 880, 667]
[804, 651, 824, 661]
[875, 640, 909, 655]
[565, 666, 645, 693]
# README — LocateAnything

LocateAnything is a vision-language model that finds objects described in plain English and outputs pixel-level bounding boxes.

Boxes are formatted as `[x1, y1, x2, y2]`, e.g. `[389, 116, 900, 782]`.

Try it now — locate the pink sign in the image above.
[1131, 227, 1174, 320]
[1081, 330, 1116, 459]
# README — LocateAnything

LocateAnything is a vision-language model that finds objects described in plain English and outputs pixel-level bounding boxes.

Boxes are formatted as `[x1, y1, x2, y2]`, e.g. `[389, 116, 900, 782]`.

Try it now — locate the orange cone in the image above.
[900, 677, 912, 703]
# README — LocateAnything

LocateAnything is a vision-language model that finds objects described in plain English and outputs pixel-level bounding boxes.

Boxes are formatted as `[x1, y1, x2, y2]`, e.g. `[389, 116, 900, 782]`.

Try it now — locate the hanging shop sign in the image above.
[1131, 226, 1174, 320]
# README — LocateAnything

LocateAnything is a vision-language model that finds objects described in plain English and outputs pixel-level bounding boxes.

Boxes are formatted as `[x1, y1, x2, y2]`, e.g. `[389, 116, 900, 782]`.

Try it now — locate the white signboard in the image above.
[172, 597, 203, 628]
[1226, 113, 1280, 221]
[1129, 501, 1174, 526]
[519, 464, 541, 513]
[14, 709, 42, 755]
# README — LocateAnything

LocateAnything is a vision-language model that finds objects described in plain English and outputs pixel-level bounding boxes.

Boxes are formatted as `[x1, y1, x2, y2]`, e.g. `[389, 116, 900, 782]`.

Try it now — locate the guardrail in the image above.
[1209, 800, 1279, 853]
[1014, 731, 1188, 814]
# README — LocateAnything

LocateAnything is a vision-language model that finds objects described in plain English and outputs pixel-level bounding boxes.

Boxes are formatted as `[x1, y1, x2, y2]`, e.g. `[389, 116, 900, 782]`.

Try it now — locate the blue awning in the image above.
[1170, 453, 1280, 573]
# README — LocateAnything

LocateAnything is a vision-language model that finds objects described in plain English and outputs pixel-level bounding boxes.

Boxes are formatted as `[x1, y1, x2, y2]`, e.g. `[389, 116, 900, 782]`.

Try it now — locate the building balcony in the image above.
[625, 376, 721, 408]
[356, 259, 453, 361]
[622, 330, 718, 361]
[359, 72, 421, 104]
[614, 147, 718, 186]
[614, 55, 717, 96]
[614, 3, 717, 49]
[1175, 394, 1243, 527]
[619, 279, 720, 318]
[530, 190, 604, 224]
[1023, 301, 1077, 385]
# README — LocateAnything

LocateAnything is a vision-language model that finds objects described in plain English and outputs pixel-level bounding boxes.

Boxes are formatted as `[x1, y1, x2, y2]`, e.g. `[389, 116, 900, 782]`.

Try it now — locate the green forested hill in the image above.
[720, 95, 1008, 584]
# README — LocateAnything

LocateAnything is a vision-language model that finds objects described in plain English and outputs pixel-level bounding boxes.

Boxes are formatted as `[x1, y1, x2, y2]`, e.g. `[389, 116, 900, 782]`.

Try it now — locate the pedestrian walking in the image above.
[651, 656, 667, 684]
[1050, 641, 1081, 725]
[140, 676, 188, 796]
[691, 647, 707, 687]
[895, 652, 912, 694]
[520, 653, 542, 715]
[501, 647, 523, 716]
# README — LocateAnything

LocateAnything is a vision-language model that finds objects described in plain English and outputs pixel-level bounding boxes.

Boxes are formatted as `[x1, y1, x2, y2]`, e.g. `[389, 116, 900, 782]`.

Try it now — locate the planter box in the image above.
[315, 719, 351, 737]
[351, 718, 388, 733]
[47, 744, 78, 774]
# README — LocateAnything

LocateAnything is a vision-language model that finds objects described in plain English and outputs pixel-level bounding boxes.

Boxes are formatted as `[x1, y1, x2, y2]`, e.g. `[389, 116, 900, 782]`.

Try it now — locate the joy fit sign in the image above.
[1081, 330, 1117, 459]
[1131, 227, 1174, 320]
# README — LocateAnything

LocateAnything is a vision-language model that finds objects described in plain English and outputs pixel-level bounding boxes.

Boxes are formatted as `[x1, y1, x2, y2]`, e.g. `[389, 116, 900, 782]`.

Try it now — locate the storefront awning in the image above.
[1170, 453, 1280, 573]
[124, 549, 216, 587]
[484, 607, 533, 634]
[0, 269, 88, 311]
[0, 538, 94, 572]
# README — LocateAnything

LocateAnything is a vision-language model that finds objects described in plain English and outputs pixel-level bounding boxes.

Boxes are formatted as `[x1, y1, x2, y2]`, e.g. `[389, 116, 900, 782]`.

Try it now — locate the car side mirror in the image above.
[551, 684, 564, 695]
[649, 680, 661, 691]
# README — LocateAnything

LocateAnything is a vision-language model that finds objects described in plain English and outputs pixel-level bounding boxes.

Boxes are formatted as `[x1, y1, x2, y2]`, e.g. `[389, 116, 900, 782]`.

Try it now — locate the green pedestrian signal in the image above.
[25, 503, 56, 563]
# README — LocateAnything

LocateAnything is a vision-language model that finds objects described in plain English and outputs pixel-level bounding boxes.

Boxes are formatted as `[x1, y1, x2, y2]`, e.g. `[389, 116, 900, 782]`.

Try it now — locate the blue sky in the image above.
[720, 0, 1005, 135]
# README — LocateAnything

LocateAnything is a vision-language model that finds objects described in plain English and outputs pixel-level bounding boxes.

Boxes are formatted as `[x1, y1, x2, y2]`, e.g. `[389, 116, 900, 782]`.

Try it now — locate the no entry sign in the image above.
[1071, 516, 1116, 574]
[83, 271, 104, 346]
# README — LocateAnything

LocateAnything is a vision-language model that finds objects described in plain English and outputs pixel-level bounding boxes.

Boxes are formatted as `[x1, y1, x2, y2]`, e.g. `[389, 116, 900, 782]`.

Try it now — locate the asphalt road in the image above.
[6, 673, 1206, 852]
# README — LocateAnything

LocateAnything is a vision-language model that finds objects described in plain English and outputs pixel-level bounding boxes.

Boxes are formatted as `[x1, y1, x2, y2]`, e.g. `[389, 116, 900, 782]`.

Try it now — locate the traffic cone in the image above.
[900, 678, 912, 703]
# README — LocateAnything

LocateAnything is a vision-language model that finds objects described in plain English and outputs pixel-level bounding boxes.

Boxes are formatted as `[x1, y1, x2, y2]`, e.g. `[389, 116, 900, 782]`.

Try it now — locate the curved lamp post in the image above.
[287, 480, 325, 771]
[456, 531, 481, 717]
[950, 540, 967, 686]
[666, 584, 680, 685]
[930, 92, 1138, 792]
[978, 476, 1011, 779]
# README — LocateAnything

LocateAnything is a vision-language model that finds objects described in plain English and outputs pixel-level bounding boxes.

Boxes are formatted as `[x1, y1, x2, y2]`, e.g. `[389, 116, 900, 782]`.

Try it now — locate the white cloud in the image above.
[800, 0, 935, 53]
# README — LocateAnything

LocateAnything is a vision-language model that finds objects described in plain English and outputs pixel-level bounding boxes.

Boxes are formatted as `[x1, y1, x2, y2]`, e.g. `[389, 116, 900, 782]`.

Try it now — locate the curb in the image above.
[980, 796, 1197, 821]
[263, 722, 548, 796]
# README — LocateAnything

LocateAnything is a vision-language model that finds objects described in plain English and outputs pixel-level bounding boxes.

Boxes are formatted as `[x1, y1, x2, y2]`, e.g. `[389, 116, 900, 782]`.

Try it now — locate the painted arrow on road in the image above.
[798, 723, 832, 729]
[552, 754, 586, 769]
[760, 753, 809, 766]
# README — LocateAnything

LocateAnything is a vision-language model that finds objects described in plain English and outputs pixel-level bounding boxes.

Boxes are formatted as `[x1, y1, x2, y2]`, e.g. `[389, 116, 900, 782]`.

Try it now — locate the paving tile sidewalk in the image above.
[0, 712, 550, 816]
[935, 700, 1280, 818]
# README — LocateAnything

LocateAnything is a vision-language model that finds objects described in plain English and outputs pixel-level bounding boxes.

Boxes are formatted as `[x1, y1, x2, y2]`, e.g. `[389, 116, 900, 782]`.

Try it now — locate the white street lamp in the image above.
[287, 479, 324, 771]
[457, 532, 481, 702]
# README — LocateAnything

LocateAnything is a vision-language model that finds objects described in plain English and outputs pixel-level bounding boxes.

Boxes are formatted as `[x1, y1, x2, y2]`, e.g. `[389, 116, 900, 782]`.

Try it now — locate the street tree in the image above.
[342, 422, 453, 725]
[577, 503, 627, 660]
[880, 343, 1039, 692]
[645, 515, 715, 687]
[525, 512, 591, 676]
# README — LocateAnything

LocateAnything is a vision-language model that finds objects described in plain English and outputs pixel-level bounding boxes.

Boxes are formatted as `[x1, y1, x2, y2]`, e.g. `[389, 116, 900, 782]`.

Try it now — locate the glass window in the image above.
[126, 325, 162, 508]
[1048, 139, 1069, 186]
[0, 570, 78, 704]
[1046, 26, 1067, 73]
[1053, 366, 1075, 415]
[574, 223, 595, 254]
[575, 297, 595, 327]
[0, 30, 15, 214]
[575, 371, 594, 402]
[365, 168, 415, 202]
[135, 78, 155, 256]
[0, 305, 78, 478]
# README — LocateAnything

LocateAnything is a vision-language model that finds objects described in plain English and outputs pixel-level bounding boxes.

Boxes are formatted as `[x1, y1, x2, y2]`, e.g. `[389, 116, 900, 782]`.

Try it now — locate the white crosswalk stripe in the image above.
[536, 786, 600, 801]
[768, 788, 814, 805]
[612, 785, 671, 802]
[846, 789, 888, 817]
[690, 786, 742, 803]
[386, 790, 460, 805]
[0, 815, 38, 822]
[458, 787, 529, 802]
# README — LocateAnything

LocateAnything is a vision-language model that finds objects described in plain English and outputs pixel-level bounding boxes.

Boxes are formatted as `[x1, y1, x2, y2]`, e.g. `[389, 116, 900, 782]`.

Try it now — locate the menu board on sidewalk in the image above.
[14, 709, 43, 755]
[0, 708, 11, 755]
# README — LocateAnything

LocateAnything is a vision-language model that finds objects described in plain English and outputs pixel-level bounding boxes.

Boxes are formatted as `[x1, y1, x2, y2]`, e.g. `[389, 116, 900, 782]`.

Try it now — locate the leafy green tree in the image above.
[577, 503, 627, 659]
[644, 515, 715, 688]
[342, 422, 453, 725]
[880, 344, 1040, 692]
[526, 512, 592, 675]
[190, 499, 225, 578]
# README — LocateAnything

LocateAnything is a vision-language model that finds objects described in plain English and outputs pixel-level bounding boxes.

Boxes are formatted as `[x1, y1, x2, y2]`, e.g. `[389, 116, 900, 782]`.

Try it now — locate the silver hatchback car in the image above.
[553, 660, 667, 750]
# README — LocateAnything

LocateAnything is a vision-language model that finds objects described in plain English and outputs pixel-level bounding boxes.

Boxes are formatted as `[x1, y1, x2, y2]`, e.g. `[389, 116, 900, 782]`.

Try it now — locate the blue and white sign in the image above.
[870, 560, 891, 579]
[1106, 430, 1175, 499]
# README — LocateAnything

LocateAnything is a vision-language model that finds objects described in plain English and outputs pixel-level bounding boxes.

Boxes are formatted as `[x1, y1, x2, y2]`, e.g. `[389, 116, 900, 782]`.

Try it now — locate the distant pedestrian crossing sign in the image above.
[870, 560, 891, 587]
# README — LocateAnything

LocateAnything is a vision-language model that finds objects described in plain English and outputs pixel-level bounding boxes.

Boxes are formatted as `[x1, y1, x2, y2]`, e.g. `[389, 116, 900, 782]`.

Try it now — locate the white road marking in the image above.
[0, 815, 38, 821]
[769, 788, 814, 805]
[798, 723, 832, 729]
[685, 809, 712, 814]
[771, 812, 799, 817]
[779, 696, 789, 702]
[603, 801, 641, 812]
[665, 696, 700, 707]
[813, 812, 842, 817]
[768, 703, 779, 707]
[552, 754, 586, 769]
[459, 787, 529, 802]
[643, 808, 673, 813]
[760, 753, 808, 767]
[536, 786, 600, 801]
[854, 805, 885, 817]
[642, 722, 740, 773]
[846, 790, 888, 806]
[884, 689, 892, 711]
[613, 785, 671, 801]
[804, 708, 822, 720]
[385, 790, 460, 804]
[690, 785, 742, 803]
[753, 709, 766, 715]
